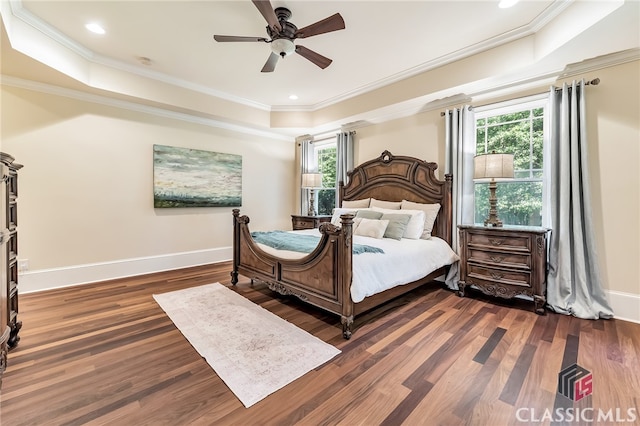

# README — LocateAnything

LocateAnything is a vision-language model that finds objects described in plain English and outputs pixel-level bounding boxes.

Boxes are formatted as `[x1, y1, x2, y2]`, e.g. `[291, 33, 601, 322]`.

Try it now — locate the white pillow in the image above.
[342, 198, 370, 208]
[330, 208, 357, 225]
[400, 200, 441, 239]
[371, 206, 425, 239]
[370, 198, 401, 210]
[354, 218, 389, 239]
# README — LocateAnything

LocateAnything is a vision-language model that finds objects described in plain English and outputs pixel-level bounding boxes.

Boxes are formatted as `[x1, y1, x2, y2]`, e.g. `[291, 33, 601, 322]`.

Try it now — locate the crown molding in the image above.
[1, 75, 292, 141]
[558, 48, 640, 79]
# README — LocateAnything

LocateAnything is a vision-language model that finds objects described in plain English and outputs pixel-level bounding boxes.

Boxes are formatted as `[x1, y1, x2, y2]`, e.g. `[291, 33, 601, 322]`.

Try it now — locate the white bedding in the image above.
[254, 229, 459, 303]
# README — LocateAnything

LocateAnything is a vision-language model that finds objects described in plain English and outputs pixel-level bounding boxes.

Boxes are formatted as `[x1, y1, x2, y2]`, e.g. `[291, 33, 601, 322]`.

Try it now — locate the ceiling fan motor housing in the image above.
[267, 7, 297, 57]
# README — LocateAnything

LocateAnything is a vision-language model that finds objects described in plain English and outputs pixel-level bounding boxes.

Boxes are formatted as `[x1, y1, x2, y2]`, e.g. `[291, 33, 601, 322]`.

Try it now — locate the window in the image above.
[474, 96, 547, 226]
[310, 139, 337, 215]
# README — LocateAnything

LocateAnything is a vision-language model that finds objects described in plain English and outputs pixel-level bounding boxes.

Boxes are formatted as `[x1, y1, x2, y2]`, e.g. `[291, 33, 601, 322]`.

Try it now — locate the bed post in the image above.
[339, 213, 355, 339]
[231, 209, 240, 285]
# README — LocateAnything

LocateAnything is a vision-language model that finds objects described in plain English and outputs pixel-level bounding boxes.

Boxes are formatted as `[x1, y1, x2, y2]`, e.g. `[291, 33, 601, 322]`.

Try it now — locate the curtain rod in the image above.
[439, 77, 600, 116]
[310, 130, 356, 143]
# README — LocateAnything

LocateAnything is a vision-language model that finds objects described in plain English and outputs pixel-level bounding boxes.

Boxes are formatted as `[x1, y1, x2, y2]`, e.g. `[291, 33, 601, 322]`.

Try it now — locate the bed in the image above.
[231, 150, 456, 339]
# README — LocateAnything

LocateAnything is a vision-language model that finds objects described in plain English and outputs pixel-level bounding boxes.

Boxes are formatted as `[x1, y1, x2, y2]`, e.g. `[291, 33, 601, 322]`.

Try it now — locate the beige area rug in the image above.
[153, 283, 341, 408]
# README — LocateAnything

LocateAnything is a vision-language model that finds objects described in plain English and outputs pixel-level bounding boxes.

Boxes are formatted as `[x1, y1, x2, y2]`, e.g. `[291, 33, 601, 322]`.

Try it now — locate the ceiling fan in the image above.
[213, 0, 345, 72]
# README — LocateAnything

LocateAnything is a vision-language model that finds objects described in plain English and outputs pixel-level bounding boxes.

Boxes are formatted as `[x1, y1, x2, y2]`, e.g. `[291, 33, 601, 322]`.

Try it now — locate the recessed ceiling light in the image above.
[289, 95, 298, 100]
[498, 0, 519, 8]
[85, 23, 106, 35]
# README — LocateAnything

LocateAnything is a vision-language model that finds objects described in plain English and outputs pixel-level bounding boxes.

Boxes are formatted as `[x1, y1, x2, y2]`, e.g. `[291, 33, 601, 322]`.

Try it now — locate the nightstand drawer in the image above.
[467, 232, 531, 252]
[295, 219, 315, 229]
[468, 264, 531, 288]
[291, 215, 332, 230]
[468, 249, 531, 270]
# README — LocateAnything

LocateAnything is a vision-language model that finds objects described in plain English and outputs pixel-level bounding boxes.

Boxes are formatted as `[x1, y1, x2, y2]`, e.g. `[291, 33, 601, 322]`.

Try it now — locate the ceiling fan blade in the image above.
[252, 0, 281, 33]
[214, 35, 268, 42]
[295, 45, 332, 69]
[261, 52, 279, 73]
[294, 13, 345, 39]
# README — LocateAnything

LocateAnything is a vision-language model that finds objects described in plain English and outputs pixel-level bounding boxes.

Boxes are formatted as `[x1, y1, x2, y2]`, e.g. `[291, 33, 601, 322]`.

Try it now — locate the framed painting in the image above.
[153, 144, 242, 208]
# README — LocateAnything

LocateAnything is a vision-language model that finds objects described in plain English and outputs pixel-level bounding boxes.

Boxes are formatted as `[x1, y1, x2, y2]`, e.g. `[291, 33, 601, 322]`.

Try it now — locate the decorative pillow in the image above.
[355, 210, 384, 220]
[370, 198, 402, 210]
[330, 208, 357, 225]
[400, 200, 441, 239]
[380, 213, 412, 240]
[371, 207, 425, 239]
[342, 198, 371, 208]
[354, 218, 389, 239]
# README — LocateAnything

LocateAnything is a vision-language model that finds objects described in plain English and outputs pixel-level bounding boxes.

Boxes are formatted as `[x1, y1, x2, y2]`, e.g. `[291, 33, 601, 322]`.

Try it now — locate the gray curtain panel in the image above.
[300, 139, 312, 215]
[444, 106, 476, 290]
[546, 80, 614, 319]
[335, 131, 354, 207]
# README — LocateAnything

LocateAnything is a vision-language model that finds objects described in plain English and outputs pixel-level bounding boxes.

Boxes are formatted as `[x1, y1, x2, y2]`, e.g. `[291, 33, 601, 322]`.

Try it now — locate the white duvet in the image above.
[254, 229, 459, 303]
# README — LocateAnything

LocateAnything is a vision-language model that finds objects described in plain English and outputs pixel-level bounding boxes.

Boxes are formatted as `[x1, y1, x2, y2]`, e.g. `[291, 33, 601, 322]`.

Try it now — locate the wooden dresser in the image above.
[457, 224, 549, 314]
[291, 214, 332, 230]
[0, 153, 22, 386]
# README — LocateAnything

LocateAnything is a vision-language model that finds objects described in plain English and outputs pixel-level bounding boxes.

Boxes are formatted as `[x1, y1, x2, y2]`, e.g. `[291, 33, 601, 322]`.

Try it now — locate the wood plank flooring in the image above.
[1, 262, 638, 425]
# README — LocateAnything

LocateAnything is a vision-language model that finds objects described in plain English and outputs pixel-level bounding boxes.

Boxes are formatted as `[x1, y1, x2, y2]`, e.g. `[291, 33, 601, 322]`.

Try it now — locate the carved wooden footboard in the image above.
[231, 150, 453, 339]
[231, 210, 358, 337]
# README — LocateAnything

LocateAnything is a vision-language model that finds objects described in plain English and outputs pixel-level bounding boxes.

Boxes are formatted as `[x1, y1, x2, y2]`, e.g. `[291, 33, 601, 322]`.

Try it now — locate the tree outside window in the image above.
[314, 142, 336, 215]
[474, 102, 546, 226]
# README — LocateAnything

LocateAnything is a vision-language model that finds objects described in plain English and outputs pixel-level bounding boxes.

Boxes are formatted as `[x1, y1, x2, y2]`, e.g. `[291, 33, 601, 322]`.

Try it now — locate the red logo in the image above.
[558, 364, 593, 401]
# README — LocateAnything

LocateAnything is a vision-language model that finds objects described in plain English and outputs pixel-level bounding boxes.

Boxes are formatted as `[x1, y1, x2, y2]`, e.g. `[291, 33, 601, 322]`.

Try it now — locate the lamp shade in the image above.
[301, 173, 323, 188]
[474, 153, 514, 180]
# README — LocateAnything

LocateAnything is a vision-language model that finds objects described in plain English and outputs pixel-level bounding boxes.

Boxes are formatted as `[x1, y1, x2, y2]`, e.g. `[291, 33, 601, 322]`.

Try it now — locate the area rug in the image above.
[153, 282, 341, 408]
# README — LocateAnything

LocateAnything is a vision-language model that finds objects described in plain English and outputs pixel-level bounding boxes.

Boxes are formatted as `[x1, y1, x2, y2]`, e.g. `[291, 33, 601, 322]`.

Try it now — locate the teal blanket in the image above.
[251, 231, 384, 255]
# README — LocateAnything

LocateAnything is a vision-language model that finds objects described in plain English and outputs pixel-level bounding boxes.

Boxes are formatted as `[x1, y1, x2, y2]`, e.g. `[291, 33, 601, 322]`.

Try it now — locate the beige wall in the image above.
[1, 85, 295, 273]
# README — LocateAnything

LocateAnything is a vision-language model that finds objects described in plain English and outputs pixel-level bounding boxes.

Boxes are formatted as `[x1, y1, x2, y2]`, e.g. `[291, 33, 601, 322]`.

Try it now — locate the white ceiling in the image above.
[2, 1, 639, 122]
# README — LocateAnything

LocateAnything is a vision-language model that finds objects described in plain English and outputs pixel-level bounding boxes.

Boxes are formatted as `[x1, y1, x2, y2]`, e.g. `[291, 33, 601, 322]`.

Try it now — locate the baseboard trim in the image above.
[606, 290, 640, 324]
[19, 247, 232, 294]
[18, 255, 640, 325]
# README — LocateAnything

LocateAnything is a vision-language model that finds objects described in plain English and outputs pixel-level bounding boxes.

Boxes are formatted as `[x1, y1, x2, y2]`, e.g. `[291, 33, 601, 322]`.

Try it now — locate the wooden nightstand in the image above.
[291, 215, 332, 230]
[457, 224, 549, 314]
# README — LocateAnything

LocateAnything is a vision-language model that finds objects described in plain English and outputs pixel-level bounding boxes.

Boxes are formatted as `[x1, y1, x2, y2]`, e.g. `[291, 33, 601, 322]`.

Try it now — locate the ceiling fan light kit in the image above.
[271, 38, 295, 57]
[213, 0, 345, 72]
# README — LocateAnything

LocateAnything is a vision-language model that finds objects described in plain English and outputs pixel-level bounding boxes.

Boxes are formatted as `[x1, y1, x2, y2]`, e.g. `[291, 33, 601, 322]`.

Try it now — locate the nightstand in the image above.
[291, 215, 332, 230]
[457, 224, 549, 314]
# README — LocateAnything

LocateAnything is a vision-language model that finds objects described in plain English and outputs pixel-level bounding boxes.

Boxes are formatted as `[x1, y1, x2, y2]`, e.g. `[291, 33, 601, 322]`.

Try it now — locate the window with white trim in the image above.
[474, 96, 548, 226]
[311, 139, 337, 215]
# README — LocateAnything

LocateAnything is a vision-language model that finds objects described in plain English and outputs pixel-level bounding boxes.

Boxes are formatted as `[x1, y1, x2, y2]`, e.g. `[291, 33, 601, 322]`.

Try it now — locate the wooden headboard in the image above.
[339, 150, 453, 245]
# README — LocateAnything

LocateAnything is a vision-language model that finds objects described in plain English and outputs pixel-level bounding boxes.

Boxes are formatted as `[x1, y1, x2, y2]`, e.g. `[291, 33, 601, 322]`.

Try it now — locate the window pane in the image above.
[315, 144, 337, 214]
[317, 146, 336, 188]
[474, 181, 542, 226]
[474, 100, 546, 227]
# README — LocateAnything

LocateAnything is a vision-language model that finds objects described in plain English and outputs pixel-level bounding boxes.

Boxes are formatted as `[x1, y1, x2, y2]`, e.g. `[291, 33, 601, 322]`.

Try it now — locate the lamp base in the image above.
[307, 188, 316, 216]
[483, 216, 504, 227]
[483, 179, 504, 227]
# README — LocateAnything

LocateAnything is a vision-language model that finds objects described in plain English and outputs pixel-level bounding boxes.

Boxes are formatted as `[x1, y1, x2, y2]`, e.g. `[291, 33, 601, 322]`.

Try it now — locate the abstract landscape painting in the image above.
[153, 145, 242, 208]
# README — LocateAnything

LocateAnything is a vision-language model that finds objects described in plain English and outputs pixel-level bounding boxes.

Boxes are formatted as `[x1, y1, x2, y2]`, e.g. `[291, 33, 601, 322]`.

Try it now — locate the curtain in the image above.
[444, 106, 476, 290]
[546, 80, 613, 319]
[335, 131, 354, 207]
[300, 138, 313, 215]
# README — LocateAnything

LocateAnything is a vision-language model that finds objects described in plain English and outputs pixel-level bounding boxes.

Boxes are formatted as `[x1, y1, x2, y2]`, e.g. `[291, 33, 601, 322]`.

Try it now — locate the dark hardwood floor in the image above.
[1, 262, 638, 425]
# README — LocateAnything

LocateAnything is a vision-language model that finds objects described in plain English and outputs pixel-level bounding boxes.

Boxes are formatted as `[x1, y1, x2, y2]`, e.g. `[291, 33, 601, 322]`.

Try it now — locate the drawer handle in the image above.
[489, 271, 504, 280]
[489, 238, 504, 246]
[489, 255, 504, 263]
